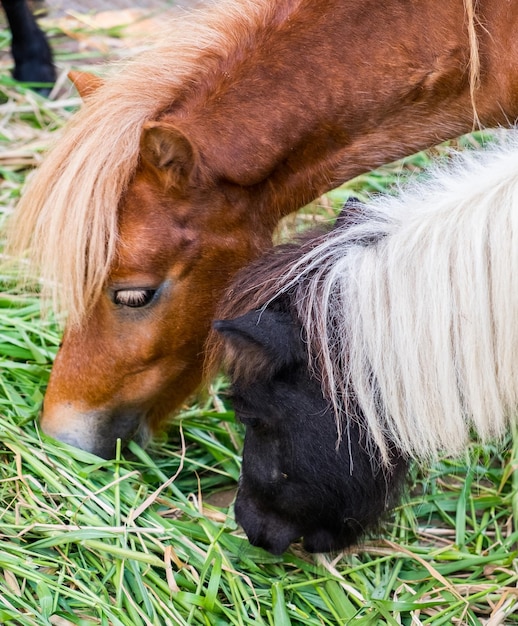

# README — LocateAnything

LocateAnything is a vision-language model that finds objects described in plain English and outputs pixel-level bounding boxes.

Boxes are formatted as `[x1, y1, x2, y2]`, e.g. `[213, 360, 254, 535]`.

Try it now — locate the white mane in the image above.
[276, 131, 518, 462]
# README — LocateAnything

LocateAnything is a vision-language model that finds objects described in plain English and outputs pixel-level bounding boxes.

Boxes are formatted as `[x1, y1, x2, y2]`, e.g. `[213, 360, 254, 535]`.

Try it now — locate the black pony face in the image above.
[214, 305, 409, 555]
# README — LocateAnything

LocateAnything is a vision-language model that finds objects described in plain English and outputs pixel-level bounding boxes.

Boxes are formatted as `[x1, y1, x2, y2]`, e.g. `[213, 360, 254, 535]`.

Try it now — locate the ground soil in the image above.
[41, 0, 204, 18]
[1, 0, 208, 93]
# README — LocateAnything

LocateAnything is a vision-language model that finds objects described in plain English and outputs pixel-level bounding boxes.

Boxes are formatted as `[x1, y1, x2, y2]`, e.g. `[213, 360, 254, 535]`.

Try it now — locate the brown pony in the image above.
[7, 0, 518, 457]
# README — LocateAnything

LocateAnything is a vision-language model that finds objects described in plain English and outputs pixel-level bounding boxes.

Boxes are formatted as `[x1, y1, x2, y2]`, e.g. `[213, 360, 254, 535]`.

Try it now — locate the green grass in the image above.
[0, 296, 516, 625]
[0, 16, 517, 626]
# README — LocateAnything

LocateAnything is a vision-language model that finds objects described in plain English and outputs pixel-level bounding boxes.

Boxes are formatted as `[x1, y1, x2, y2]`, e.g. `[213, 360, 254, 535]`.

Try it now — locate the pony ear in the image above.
[140, 121, 195, 190]
[68, 70, 103, 98]
[214, 308, 304, 379]
[334, 196, 363, 229]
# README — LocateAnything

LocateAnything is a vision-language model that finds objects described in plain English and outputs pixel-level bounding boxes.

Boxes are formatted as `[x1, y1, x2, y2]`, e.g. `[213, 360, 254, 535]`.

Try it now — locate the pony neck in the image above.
[163, 0, 512, 224]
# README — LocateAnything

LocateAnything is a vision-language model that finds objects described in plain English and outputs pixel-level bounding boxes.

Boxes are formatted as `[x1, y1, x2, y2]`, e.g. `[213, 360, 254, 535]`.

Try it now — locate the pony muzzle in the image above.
[40, 403, 147, 459]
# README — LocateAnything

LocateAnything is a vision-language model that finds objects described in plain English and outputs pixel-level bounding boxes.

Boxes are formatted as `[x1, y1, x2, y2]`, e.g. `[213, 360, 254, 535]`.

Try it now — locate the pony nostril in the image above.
[40, 403, 145, 459]
[234, 490, 302, 555]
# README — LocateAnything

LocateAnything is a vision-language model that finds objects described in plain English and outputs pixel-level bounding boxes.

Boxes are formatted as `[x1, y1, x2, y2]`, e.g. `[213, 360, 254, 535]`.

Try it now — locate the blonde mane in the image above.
[464, 0, 481, 125]
[5, 0, 282, 326]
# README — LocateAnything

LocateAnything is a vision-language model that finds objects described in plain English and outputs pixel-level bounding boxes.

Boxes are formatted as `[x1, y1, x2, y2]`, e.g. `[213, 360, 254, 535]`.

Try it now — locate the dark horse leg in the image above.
[1, 0, 55, 94]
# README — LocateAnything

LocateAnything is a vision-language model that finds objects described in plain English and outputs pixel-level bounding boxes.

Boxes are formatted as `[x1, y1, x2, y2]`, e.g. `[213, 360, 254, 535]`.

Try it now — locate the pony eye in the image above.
[238, 414, 262, 428]
[227, 392, 265, 428]
[113, 288, 156, 308]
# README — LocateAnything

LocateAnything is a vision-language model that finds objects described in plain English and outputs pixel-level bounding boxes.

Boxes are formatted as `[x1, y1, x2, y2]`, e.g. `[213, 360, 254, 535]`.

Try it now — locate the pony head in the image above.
[212, 134, 518, 552]
[214, 300, 408, 554]
[38, 96, 271, 458]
